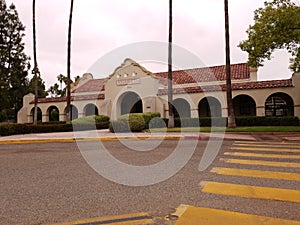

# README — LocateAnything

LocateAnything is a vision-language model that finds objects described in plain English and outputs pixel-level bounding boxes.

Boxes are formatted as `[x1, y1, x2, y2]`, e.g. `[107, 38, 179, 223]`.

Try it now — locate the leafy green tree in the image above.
[0, 1, 30, 121]
[239, 0, 300, 72]
[28, 75, 47, 98]
[47, 83, 60, 97]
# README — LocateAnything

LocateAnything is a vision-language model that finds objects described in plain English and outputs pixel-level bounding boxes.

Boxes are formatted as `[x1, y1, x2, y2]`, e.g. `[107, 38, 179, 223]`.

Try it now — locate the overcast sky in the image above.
[6, 0, 298, 87]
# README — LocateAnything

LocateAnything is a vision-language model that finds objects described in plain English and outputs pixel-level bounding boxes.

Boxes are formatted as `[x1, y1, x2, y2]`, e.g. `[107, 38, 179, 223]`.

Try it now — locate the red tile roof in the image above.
[155, 63, 250, 85]
[30, 94, 104, 104]
[72, 79, 105, 93]
[158, 79, 293, 95]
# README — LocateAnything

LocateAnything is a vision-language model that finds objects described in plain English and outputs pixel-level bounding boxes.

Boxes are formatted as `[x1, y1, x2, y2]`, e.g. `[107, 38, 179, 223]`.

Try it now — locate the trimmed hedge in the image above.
[0, 115, 111, 136]
[110, 112, 161, 132]
[171, 116, 299, 127]
[71, 115, 110, 130]
[0, 123, 73, 136]
[236, 116, 299, 126]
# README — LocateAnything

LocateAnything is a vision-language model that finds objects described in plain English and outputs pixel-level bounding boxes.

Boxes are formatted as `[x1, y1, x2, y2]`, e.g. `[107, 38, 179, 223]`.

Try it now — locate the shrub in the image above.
[109, 120, 130, 133]
[149, 117, 167, 129]
[71, 115, 110, 130]
[125, 114, 146, 132]
[235, 116, 299, 126]
[111, 113, 161, 133]
[174, 117, 227, 127]
[171, 116, 299, 127]
[0, 123, 73, 136]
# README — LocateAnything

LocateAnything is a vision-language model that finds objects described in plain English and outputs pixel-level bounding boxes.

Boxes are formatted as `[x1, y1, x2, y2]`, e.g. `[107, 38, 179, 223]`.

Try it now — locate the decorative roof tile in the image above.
[30, 94, 104, 104]
[158, 79, 293, 95]
[155, 63, 250, 85]
[72, 79, 105, 93]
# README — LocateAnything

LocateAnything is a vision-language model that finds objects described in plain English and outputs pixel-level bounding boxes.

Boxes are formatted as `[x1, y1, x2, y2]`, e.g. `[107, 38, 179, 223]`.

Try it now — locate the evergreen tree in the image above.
[28, 75, 47, 98]
[0, 1, 30, 121]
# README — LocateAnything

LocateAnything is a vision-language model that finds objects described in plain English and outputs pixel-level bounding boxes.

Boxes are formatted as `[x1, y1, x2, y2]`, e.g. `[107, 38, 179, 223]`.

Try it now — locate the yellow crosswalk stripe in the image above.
[224, 152, 300, 159]
[234, 141, 300, 146]
[174, 206, 300, 225]
[200, 181, 300, 203]
[230, 147, 300, 153]
[211, 167, 300, 181]
[233, 143, 300, 149]
[222, 158, 300, 168]
[47, 212, 153, 225]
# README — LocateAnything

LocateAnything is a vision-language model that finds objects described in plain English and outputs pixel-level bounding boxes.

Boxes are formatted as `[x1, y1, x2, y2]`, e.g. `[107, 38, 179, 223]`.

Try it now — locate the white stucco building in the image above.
[18, 59, 300, 123]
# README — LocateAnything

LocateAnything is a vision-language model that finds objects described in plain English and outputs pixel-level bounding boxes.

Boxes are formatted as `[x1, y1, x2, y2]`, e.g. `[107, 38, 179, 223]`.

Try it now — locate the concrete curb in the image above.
[0, 135, 186, 145]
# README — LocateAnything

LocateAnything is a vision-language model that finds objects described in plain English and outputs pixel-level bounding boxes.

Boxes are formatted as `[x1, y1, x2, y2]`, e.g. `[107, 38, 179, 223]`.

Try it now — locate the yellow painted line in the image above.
[47, 212, 152, 225]
[0, 136, 183, 145]
[233, 143, 300, 149]
[235, 141, 300, 145]
[222, 158, 300, 168]
[230, 147, 300, 153]
[224, 152, 300, 159]
[211, 167, 300, 181]
[0, 139, 76, 145]
[175, 206, 300, 225]
[200, 181, 300, 203]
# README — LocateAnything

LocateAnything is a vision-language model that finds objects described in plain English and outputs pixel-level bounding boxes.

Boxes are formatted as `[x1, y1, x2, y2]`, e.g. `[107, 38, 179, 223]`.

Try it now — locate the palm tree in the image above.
[57, 74, 64, 92]
[224, 0, 236, 128]
[66, 0, 74, 121]
[167, 0, 174, 128]
[32, 0, 39, 125]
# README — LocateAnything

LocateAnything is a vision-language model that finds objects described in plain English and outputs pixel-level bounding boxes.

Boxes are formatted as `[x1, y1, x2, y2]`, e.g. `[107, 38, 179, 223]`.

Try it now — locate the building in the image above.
[17, 58, 300, 123]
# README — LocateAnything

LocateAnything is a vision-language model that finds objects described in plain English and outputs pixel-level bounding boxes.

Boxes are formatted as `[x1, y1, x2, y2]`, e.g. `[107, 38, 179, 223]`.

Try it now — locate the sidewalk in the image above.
[0, 129, 299, 143]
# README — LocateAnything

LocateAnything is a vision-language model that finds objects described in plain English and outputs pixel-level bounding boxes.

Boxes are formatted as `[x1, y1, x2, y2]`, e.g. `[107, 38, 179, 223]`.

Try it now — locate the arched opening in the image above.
[65, 105, 78, 120]
[173, 98, 191, 118]
[233, 95, 256, 116]
[265, 93, 294, 116]
[30, 107, 42, 123]
[120, 92, 143, 115]
[84, 104, 99, 116]
[198, 97, 221, 117]
[47, 106, 59, 122]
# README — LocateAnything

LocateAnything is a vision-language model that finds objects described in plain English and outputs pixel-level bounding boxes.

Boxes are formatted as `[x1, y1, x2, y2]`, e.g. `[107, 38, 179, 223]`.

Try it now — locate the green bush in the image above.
[174, 117, 227, 127]
[235, 116, 299, 126]
[71, 115, 110, 130]
[171, 116, 299, 127]
[109, 120, 130, 133]
[0, 123, 73, 136]
[149, 117, 167, 129]
[110, 113, 161, 133]
[126, 114, 146, 132]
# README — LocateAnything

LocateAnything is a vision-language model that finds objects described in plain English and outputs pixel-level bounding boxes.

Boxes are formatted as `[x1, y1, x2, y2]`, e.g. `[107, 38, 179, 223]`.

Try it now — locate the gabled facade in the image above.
[18, 58, 300, 123]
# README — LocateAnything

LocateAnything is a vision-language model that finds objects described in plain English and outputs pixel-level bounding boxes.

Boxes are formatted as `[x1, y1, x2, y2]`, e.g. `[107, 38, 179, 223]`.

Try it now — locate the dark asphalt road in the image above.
[0, 140, 299, 225]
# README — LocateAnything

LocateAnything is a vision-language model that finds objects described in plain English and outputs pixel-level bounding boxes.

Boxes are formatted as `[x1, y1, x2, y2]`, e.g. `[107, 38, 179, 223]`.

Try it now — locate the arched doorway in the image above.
[64, 105, 78, 120]
[47, 106, 59, 122]
[198, 97, 221, 117]
[233, 95, 256, 116]
[265, 93, 294, 116]
[173, 98, 191, 118]
[120, 92, 143, 115]
[30, 107, 42, 123]
[84, 104, 99, 116]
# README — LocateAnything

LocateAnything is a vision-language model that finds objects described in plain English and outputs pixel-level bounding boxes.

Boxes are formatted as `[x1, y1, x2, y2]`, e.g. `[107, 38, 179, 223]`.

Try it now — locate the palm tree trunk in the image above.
[32, 0, 38, 125]
[168, 0, 174, 128]
[224, 0, 236, 128]
[66, 0, 74, 121]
